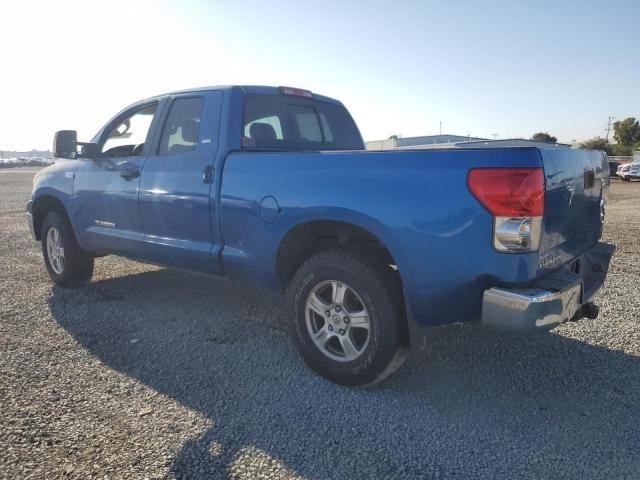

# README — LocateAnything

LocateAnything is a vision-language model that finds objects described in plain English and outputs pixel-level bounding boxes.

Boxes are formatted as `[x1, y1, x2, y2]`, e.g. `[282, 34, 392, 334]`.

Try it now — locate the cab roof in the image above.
[146, 85, 343, 106]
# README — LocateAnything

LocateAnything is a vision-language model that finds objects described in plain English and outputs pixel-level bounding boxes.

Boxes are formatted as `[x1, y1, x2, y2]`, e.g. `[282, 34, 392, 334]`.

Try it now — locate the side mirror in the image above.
[53, 130, 77, 159]
[78, 142, 100, 159]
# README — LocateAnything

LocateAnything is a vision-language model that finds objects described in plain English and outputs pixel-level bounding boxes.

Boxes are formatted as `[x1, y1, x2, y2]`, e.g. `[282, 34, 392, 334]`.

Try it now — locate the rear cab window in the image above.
[242, 92, 363, 151]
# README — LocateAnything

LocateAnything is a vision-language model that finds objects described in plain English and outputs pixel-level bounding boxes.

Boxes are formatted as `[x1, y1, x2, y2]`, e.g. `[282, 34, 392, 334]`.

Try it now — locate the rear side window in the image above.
[158, 97, 204, 156]
[291, 105, 322, 142]
[242, 94, 363, 151]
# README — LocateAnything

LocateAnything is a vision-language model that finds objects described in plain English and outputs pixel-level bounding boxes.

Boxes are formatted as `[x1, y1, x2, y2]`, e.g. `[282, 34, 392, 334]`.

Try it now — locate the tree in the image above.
[580, 137, 609, 151]
[531, 132, 558, 143]
[613, 117, 640, 146]
[609, 143, 633, 156]
[388, 134, 400, 140]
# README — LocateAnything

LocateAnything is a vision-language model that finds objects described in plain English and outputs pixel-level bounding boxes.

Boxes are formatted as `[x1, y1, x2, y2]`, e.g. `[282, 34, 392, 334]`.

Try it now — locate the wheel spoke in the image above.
[312, 326, 330, 346]
[46, 227, 65, 275]
[340, 335, 359, 359]
[348, 310, 369, 329]
[331, 281, 346, 305]
[307, 292, 329, 317]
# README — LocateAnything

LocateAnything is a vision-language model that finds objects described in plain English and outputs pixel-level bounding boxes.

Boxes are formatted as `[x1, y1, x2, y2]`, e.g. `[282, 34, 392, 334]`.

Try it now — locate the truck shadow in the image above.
[47, 265, 640, 479]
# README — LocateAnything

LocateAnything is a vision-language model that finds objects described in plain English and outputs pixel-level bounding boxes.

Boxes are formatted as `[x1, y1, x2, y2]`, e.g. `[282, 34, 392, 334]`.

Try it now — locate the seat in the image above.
[169, 119, 199, 154]
[250, 122, 277, 146]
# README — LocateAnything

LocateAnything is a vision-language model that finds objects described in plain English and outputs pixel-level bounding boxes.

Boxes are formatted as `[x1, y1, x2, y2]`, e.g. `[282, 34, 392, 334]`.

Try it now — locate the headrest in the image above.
[250, 122, 277, 143]
[181, 119, 199, 144]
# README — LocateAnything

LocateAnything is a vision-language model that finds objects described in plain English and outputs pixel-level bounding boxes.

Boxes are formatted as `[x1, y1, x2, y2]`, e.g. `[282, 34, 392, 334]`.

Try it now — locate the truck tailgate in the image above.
[538, 148, 608, 273]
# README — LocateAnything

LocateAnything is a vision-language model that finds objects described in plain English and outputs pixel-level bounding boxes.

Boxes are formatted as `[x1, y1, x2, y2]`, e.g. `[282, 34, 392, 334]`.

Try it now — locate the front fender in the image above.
[30, 161, 80, 238]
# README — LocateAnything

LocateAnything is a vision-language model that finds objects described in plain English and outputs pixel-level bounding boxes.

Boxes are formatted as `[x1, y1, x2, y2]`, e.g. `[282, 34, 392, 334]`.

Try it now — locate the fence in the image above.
[608, 156, 633, 164]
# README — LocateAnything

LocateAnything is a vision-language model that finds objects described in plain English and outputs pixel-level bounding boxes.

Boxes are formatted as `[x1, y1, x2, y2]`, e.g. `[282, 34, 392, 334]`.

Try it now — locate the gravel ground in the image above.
[0, 167, 638, 480]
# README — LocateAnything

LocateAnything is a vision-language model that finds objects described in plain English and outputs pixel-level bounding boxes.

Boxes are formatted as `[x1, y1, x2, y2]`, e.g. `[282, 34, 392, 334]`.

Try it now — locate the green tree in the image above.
[613, 118, 640, 146]
[580, 137, 609, 151]
[388, 134, 400, 140]
[609, 143, 632, 156]
[531, 132, 558, 143]
[580, 137, 616, 155]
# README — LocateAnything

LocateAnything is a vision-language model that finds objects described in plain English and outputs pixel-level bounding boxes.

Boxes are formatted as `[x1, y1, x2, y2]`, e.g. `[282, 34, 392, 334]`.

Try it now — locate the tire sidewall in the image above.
[41, 213, 68, 283]
[288, 254, 400, 386]
[41, 211, 93, 287]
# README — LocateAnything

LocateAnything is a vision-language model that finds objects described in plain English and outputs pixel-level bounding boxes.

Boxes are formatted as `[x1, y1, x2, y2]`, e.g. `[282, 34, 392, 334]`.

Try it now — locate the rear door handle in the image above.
[203, 165, 214, 184]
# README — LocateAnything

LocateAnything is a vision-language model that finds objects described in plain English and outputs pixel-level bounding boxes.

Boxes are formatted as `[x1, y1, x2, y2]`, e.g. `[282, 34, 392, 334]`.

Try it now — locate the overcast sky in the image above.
[1, 0, 639, 150]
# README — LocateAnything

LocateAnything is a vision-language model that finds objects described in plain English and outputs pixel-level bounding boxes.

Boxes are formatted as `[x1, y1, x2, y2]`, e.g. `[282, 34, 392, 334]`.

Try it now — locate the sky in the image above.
[1, 0, 639, 150]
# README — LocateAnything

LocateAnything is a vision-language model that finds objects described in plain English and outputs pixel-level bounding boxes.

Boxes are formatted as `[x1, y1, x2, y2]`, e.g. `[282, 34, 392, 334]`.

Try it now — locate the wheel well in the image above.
[276, 220, 400, 289]
[32, 195, 68, 240]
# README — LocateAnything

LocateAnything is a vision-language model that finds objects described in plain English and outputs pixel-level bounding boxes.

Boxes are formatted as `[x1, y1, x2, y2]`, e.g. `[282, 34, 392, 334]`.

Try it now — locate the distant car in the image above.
[608, 161, 622, 177]
[617, 162, 639, 181]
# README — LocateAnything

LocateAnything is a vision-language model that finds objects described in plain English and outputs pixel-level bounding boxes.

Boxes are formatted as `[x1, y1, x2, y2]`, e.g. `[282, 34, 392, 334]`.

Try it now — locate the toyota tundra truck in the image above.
[27, 85, 615, 386]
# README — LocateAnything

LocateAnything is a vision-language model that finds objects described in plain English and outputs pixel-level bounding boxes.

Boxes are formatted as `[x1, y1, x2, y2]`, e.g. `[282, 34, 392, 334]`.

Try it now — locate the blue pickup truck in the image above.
[28, 85, 614, 385]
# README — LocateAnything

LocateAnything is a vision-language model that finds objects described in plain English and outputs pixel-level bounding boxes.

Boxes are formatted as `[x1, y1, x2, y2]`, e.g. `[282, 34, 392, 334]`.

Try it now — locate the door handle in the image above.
[117, 161, 140, 180]
[203, 165, 214, 184]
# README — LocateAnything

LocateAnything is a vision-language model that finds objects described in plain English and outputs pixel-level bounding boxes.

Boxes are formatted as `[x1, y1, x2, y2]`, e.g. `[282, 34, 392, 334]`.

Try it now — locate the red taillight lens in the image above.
[468, 168, 545, 217]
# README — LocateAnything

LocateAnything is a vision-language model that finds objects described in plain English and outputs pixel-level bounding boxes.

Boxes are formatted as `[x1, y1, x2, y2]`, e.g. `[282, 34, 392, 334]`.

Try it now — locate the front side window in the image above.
[158, 97, 204, 156]
[101, 104, 158, 157]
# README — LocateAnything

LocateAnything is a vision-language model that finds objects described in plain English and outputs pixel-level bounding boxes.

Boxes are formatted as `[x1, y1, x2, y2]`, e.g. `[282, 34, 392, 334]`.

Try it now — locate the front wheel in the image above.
[41, 211, 94, 288]
[286, 250, 408, 386]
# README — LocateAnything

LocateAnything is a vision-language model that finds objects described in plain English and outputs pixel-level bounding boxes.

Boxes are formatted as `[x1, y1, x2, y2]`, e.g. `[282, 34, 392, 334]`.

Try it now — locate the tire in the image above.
[286, 249, 409, 386]
[41, 211, 94, 288]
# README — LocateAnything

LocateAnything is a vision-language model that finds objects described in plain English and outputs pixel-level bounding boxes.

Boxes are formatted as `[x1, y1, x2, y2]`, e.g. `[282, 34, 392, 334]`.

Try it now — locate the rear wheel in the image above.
[286, 250, 408, 386]
[41, 211, 94, 287]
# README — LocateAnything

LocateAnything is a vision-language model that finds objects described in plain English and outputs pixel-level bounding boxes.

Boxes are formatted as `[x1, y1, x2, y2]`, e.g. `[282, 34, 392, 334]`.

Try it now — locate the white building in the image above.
[365, 134, 571, 150]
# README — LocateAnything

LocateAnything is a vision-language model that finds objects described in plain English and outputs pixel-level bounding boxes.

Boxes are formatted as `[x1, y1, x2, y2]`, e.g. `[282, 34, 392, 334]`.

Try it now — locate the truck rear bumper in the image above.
[482, 284, 583, 331]
[481, 242, 615, 332]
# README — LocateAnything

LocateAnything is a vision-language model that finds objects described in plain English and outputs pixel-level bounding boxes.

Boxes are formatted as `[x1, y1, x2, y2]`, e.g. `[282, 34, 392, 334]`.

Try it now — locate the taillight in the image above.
[468, 168, 544, 217]
[468, 168, 545, 252]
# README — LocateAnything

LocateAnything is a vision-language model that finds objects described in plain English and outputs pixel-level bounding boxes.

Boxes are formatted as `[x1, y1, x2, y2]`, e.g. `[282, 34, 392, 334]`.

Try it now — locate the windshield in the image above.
[242, 94, 364, 151]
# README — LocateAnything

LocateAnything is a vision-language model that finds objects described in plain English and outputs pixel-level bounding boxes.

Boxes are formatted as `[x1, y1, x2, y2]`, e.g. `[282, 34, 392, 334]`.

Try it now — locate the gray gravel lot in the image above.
[1, 167, 639, 479]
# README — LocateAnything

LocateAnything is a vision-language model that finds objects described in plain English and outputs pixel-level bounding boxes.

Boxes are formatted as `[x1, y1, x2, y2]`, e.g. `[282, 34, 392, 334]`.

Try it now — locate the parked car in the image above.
[608, 160, 622, 177]
[617, 162, 640, 181]
[27, 86, 615, 385]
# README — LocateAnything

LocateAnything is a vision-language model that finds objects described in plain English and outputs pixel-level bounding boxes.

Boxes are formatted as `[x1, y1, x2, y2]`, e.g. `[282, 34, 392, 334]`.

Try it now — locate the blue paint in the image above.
[30, 86, 609, 329]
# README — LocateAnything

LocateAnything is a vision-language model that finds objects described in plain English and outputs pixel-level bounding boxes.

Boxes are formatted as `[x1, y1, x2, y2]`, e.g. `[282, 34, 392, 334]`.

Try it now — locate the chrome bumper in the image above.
[26, 212, 37, 240]
[481, 242, 615, 332]
[482, 284, 582, 331]
[26, 200, 37, 241]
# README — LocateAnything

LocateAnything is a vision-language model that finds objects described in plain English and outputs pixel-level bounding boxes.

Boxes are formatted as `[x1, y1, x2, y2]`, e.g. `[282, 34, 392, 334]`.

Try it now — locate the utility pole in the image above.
[605, 116, 616, 142]
[439, 121, 442, 135]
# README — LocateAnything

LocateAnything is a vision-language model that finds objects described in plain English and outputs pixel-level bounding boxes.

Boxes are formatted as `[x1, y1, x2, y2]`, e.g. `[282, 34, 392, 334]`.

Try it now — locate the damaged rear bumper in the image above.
[481, 242, 615, 332]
